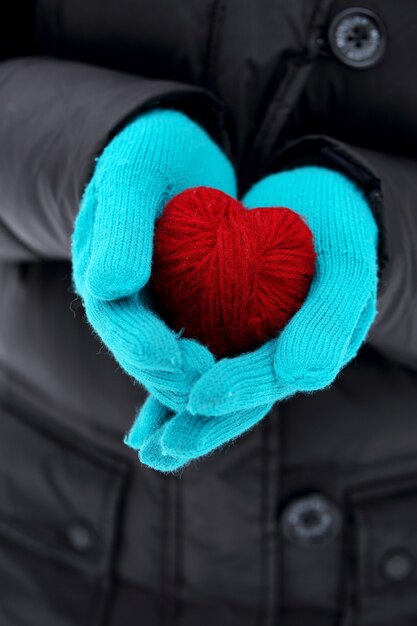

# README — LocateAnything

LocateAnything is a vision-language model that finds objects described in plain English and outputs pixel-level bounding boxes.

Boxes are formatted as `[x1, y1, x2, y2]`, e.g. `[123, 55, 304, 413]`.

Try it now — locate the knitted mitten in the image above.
[72, 108, 236, 407]
[130, 166, 378, 471]
[187, 166, 379, 415]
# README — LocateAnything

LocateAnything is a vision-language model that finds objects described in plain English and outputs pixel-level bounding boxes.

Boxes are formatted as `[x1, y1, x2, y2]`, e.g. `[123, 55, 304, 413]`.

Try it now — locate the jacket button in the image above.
[281, 493, 342, 547]
[328, 8, 386, 68]
[66, 521, 95, 553]
[380, 549, 414, 583]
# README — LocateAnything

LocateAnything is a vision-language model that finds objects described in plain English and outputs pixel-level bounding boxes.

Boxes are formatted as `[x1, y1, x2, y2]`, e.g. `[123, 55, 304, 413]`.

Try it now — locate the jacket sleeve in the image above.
[0, 57, 227, 261]
[269, 135, 417, 371]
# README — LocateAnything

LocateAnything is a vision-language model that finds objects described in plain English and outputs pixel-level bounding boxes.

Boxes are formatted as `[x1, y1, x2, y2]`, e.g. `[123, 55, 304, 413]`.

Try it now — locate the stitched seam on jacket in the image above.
[251, 0, 324, 150]
[203, 0, 227, 92]
[160, 476, 170, 626]
[244, 0, 331, 186]
[174, 477, 184, 626]
[257, 418, 271, 626]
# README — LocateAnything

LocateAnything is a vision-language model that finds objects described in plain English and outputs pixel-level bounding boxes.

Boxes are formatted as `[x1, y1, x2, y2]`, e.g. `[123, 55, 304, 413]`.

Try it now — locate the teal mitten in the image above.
[131, 165, 378, 471]
[72, 108, 236, 410]
[187, 166, 379, 413]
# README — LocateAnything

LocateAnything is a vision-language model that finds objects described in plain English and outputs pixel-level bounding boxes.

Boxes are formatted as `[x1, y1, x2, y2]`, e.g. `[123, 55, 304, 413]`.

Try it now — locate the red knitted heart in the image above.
[150, 186, 316, 358]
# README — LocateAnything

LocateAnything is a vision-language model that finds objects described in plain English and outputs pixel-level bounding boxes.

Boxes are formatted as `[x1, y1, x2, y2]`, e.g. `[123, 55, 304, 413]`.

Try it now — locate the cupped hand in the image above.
[72, 108, 236, 412]
[132, 166, 378, 471]
[187, 166, 379, 416]
[73, 108, 237, 300]
[74, 148, 378, 471]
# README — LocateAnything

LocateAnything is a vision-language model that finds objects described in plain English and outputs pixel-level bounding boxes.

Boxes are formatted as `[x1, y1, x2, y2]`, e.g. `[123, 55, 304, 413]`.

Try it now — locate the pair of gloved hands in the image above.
[72, 109, 378, 472]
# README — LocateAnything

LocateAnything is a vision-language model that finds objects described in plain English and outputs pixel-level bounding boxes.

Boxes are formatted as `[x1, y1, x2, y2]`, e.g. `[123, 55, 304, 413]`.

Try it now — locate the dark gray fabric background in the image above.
[1, 1, 417, 624]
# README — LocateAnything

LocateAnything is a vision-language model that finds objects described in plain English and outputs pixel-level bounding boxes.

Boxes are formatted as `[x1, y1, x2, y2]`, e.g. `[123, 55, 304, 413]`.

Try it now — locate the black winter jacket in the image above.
[1, 1, 417, 625]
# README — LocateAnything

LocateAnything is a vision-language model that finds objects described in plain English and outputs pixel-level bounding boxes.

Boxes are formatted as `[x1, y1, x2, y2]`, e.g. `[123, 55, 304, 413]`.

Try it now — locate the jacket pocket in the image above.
[346, 472, 417, 626]
[0, 402, 128, 626]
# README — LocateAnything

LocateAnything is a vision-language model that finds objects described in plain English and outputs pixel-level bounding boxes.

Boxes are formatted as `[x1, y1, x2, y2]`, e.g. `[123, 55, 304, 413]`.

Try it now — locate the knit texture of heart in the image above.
[150, 186, 316, 358]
